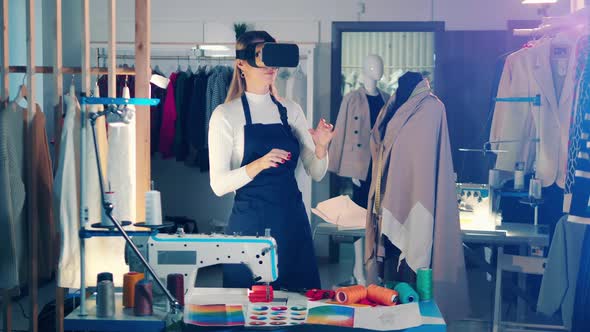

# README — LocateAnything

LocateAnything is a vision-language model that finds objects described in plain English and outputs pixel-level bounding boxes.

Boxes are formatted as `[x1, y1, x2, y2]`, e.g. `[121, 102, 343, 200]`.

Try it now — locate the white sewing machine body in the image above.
[147, 232, 278, 295]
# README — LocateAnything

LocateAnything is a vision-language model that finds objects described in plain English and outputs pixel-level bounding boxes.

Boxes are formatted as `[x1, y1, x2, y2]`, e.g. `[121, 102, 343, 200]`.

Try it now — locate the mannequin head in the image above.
[362, 54, 384, 95]
[362, 54, 384, 82]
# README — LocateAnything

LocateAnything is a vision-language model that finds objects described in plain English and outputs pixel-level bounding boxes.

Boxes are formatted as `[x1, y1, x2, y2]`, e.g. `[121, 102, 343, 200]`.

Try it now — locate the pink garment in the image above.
[158, 72, 178, 158]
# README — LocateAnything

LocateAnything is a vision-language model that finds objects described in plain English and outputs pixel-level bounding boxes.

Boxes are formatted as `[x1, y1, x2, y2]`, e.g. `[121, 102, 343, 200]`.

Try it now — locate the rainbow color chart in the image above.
[184, 304, 245, 326]
[306, 304, 355, 327]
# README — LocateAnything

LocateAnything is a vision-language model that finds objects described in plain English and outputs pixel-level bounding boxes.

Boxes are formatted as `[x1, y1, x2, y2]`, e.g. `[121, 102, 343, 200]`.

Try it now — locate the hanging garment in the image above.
[158, 72, 178, 158]
[0, 102, 26, 290]
[329, 87, 389, 181]
[55, 91, 81, 288]
[276, 68, 290, 97]
[173, 71, 192, 161]
[220, 94, 321, 290]
[564, 35, 590, 222]
[286, 66, 307, 115]
[364, 79, 469, 321]
[186, 67, 209, 167]
[106, 86, 137, 222]
[537, 217, 586, 329]
[150, 70, 167, 155]
[572, 227, 590, 332]
[26, 105, 57, 281]
[53, 97, 64, 175]
[490, 34, 579, 189]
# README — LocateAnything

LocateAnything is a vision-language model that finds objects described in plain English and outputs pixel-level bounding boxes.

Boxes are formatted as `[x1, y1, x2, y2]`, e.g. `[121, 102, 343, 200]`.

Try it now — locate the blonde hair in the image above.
[225, 31, 276, 103]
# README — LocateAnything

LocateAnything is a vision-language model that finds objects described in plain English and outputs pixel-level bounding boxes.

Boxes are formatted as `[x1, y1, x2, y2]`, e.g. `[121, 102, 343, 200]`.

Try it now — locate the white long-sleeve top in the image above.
[209, 91, 328, 197]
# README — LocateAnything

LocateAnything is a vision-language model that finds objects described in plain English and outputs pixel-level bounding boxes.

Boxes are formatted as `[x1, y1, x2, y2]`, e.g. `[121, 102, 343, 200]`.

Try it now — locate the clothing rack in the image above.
[513, 6, 589, 36]
[1, 1, 152, 332]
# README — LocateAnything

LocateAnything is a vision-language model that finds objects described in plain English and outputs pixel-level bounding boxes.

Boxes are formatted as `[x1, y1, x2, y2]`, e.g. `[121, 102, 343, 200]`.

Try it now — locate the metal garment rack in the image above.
[493, 94, 543, 226]
[77, 96, 181, 317]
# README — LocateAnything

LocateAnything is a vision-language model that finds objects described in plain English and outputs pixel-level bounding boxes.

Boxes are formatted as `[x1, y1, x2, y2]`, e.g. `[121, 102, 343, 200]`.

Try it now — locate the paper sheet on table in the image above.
[312, 195, 366, 229]
[354, 302, 423, 330]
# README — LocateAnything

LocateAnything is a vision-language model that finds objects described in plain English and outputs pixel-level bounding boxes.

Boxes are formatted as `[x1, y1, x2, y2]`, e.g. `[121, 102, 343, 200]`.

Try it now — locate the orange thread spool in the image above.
[123, 272, 145, 308]
[367, 284, 398, 306]
[335, 285, 367, 305]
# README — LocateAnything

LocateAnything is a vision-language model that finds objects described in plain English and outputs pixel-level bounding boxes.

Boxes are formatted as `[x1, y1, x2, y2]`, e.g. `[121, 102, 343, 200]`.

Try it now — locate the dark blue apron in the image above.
[222, 94, 321, 291]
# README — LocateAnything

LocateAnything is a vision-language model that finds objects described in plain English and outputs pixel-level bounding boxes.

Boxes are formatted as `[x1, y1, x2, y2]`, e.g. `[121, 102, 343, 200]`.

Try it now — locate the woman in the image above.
[208, 31, 335, 290]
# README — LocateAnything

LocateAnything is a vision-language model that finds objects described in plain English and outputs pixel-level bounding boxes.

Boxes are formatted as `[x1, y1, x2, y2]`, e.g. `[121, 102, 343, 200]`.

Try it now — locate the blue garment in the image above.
[566, 36, 590, 222]
[222, 94, 321, 290]
[570, 35, 590, 332]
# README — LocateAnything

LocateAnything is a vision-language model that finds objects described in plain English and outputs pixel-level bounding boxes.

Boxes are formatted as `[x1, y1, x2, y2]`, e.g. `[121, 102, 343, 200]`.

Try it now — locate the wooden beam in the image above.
[26, 0, 38, 331]
[1, 0, 8, 100]
[108, 0, 116, 97]
[135, 0, 150, 223]
[81, 0, 90, 95]
[55, 0, 64, 331]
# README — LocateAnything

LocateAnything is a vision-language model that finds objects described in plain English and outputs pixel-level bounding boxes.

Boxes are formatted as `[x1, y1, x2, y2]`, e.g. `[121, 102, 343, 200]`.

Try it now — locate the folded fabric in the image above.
[312, 195, 366, 229]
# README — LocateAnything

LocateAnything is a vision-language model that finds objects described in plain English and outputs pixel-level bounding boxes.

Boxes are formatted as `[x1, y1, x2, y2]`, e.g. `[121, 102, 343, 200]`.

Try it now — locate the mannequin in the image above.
[362, 54, 384, 96]
[329, 54, 389, 286]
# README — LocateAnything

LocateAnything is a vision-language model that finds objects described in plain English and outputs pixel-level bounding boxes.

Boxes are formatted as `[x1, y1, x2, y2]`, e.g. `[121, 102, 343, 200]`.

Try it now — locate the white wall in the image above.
[88, 0, 570, 40]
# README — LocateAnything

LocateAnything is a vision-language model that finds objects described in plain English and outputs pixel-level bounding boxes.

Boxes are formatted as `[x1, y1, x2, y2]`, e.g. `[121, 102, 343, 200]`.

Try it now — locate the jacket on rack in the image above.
[0, 102, 26, 290]
[186, 67, 209, 166]
[564, 35, 590, 221]
[159, 72, 178, 158]
[364, 80, 469, 321]
[55, 92, 81, 288]
[537, 216, 586, 329]
[329, 87, 389, 180]
[205, 66, 232, 144]
[490, 34, 579, 189]
[26, 106, 57, 281]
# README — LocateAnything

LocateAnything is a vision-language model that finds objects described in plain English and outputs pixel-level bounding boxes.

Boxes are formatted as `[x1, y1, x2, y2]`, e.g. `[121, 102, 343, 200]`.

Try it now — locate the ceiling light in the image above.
[198, 45, 230, 52]
[522, 0, 558, 4]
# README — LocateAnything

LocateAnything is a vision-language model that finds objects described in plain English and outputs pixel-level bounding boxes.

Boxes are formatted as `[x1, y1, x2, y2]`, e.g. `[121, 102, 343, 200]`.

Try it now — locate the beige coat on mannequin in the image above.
[365, 80, 469, 321]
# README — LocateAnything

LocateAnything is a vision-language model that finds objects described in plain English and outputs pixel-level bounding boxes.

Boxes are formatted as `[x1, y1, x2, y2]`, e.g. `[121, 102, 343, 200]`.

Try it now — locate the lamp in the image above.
[522, 0, 558, 16]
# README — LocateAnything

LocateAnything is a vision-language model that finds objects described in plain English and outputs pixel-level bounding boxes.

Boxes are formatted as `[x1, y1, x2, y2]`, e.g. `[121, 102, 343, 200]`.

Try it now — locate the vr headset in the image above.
[235, 42, 299, 68]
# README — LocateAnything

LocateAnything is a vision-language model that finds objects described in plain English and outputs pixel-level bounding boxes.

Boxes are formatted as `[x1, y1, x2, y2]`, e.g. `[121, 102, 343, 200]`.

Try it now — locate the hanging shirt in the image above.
[208, 92, 328, 196]
[0, 102, 26, 289]
[55, 92, 82, 288]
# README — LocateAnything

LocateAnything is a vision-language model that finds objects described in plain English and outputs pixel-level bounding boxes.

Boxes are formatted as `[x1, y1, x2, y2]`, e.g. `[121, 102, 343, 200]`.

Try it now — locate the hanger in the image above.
[177, 56, 182, 72]
[69, 74, 76, 96]
[187, 56, 193, 74]
[14, 74, 28, 109]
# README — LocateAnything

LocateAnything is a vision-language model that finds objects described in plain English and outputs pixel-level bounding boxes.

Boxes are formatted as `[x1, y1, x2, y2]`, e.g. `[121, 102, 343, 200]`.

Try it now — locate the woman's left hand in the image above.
[309, 119, 335, 158]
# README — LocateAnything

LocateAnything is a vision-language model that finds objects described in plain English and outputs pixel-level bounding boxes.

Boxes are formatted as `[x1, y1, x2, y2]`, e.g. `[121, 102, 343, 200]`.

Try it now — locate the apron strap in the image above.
[270, 95, 290, 128]
[240, 94, 253, 125]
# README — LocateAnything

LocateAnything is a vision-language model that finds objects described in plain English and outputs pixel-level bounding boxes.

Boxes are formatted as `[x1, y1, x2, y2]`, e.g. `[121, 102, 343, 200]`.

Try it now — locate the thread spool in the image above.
[417, 267, 433, 301]
[514, 162, 525, 191]
[145, 181, 162, 225]
[166, 273, 184, 306]
[97, 272, 113, 284]
[488, 169, 502, 189]
[529, 178, 542, 199]
[394, 282, 420, 304]
[123, 272, 145, 308]
[367, 284, 398, 306]
[134, 279, 153, 316]
[101, 191, 115, 226]
[335, 285, 367, 305]
[96, 280, 115, 317]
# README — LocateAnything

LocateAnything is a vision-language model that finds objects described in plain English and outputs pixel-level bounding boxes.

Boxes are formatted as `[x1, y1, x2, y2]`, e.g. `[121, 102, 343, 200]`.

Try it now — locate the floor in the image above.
[1, 242, 562, 332]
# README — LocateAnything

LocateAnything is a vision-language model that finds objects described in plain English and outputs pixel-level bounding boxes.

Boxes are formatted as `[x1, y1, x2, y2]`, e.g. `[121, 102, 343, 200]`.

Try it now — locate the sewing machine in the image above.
[147, 230, 278, 294]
